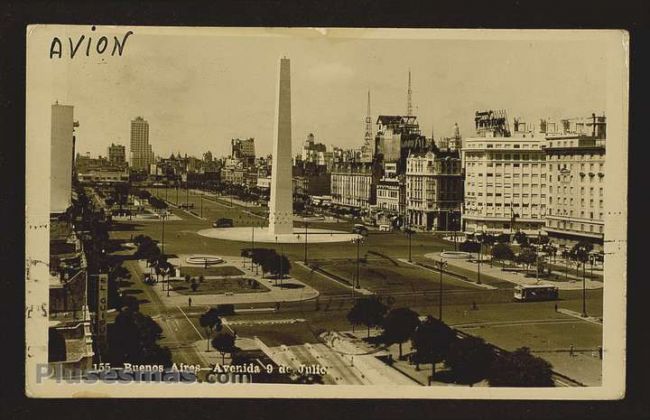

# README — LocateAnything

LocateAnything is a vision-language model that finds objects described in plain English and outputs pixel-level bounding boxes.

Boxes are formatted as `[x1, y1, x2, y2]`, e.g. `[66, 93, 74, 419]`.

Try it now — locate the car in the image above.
[213, 218, 234, 228]
[352, 224, 369, 235]
[379, 224, 391, 232]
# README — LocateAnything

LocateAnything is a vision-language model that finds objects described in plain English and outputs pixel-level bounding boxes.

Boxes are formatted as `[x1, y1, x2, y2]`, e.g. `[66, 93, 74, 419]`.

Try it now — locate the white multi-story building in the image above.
[462, 114, 547, 234]
[330, 162, 380, 209]
[51, 103, 79, 214]
[406, 149, 463, 231]
[544, 115, 606, 249]
[376, 162, 401, 214]
[129, 117, 154, 171]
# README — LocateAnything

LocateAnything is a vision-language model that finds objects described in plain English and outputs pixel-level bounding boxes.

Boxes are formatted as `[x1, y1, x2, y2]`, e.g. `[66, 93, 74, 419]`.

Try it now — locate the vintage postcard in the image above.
[25, 26, 628, 398]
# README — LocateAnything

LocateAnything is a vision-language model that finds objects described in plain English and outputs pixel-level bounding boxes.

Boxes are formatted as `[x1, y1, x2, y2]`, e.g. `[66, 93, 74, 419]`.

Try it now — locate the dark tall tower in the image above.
[361, 90, 374, 163]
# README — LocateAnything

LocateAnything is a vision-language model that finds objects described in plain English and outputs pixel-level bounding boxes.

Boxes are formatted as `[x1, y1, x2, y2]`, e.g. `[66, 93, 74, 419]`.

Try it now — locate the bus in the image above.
[513, 284, 559, 302]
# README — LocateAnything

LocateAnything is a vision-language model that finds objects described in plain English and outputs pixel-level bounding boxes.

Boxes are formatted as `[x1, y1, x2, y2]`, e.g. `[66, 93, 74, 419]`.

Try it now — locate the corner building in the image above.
[544, 115, 606, 250]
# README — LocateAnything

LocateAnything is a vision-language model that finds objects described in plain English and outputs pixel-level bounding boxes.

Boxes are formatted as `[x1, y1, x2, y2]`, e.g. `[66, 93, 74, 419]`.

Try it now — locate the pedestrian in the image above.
[554, 303, 558, 312]
[188, 297, 192, 307]
[471, 301, 478, 311]
[569, 344, 574, 356]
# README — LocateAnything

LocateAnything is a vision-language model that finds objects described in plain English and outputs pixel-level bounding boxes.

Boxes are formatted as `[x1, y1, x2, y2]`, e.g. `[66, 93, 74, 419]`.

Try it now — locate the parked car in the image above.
[213, 218, 234, 228]
[379, 224, 391, 232]
[352, 224, 369, 235]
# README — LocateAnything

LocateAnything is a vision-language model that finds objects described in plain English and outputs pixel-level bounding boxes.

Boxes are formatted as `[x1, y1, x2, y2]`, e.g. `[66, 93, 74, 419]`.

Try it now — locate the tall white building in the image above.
[544, 114, 606, 249]
[129, 117, 154, 171]
[51, 103, 78, 214]
[462, 112, 547, 234]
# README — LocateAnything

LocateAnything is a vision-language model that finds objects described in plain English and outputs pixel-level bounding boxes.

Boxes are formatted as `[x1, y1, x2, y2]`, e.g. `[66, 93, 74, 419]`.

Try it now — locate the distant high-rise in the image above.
[129, 117, 154, 171]
[269, 57, 293, 235]
[108, 143, 126, 165]
[231, 138, 256, 165]
[51, 103, 78, 214]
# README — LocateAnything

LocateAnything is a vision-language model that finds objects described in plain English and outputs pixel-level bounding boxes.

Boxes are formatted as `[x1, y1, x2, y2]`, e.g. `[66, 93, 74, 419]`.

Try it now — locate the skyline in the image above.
[46, 30, 609, 159]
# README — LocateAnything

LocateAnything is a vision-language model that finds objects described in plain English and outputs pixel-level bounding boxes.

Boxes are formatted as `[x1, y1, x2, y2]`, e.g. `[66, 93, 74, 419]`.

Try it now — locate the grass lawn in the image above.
[318, 258, 478, 293]
[180, 265, 245, 277]
[232, 322, 321, 347]
[171, 277, 269, 295]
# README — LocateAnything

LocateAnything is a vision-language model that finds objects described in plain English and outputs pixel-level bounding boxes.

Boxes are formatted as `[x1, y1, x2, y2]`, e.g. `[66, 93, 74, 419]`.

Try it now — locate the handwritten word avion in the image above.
[50, 27, 133, 59]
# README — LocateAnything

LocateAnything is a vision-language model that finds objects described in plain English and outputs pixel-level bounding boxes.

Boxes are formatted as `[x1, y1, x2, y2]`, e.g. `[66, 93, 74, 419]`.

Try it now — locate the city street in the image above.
[107, 187, 604, 385]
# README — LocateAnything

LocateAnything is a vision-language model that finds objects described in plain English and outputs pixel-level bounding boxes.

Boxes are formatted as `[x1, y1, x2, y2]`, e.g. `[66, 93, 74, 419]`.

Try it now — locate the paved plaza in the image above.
[197, 226, 361, 244]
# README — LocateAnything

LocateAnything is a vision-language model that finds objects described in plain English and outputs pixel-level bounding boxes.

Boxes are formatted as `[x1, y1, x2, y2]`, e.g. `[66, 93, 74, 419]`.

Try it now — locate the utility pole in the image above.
[200, 194, 203, 218]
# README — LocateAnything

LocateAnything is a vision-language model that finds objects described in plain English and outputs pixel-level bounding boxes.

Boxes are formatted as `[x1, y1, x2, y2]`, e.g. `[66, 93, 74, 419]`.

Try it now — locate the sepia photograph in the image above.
[24, 26, 628, 398]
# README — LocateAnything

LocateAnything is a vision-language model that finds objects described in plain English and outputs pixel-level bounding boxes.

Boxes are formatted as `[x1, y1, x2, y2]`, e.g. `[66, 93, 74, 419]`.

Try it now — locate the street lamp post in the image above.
[303, 219, 308, 264]
[351, 236, 364, 291]
[477, 241, 482, 285]
[200, 194, 203, 218]
[250, 221, 255, 271]
[435, 259, 448, 321]
[405, 228, 414, 262]
[582, 261, 587, 317]
[356, 238, 361, 289]
[161, 213, 166, 256]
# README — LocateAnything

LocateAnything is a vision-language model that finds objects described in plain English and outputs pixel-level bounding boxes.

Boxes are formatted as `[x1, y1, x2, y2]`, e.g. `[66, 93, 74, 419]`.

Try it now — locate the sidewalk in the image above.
[424, 252, 603, 291]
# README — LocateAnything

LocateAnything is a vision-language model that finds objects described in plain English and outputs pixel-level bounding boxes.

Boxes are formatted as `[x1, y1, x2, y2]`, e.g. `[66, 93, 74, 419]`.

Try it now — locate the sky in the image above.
[43, 28, 609, 159]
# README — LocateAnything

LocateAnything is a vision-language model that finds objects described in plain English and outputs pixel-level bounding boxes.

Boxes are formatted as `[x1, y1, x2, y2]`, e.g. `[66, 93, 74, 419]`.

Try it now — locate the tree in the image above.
[496, 233, 511, 244]
[381, 308, 420, 359]
[459, 240, 481, 256]
[410, 315, 457, 373]
[108, 307, 171, 367]
[513, 231, 528, 246]
[347, 298, 389, 337]
[445, 336, 496, 385]
[191, 278, 199, 292]
[262, 253, 291, 282]
[491, 243, 515, 268]
[487, 347, 554, 387]
[211, 332, 237, 364]
[199, 308, 223, 351]
[121, 295, 140, 312]
[516, 247, 537, 269]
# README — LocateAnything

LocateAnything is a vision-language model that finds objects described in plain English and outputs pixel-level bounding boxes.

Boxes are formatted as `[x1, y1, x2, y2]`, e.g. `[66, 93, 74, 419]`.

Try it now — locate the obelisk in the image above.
[269, 57, 293, 235]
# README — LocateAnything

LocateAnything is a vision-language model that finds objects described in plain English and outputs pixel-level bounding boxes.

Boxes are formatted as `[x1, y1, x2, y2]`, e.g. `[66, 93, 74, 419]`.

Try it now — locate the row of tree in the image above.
[346, 299, 554, 386]
[240, 248, 291, 282]
[107, 298, 172, 367]
[198, 307, 237, 364]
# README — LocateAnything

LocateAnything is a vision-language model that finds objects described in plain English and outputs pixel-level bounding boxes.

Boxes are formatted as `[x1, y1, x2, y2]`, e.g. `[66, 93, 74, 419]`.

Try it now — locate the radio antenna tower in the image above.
[406, 69, 413, 116]
[365, 90, 373, 140]
[361, 90, 373, 162]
